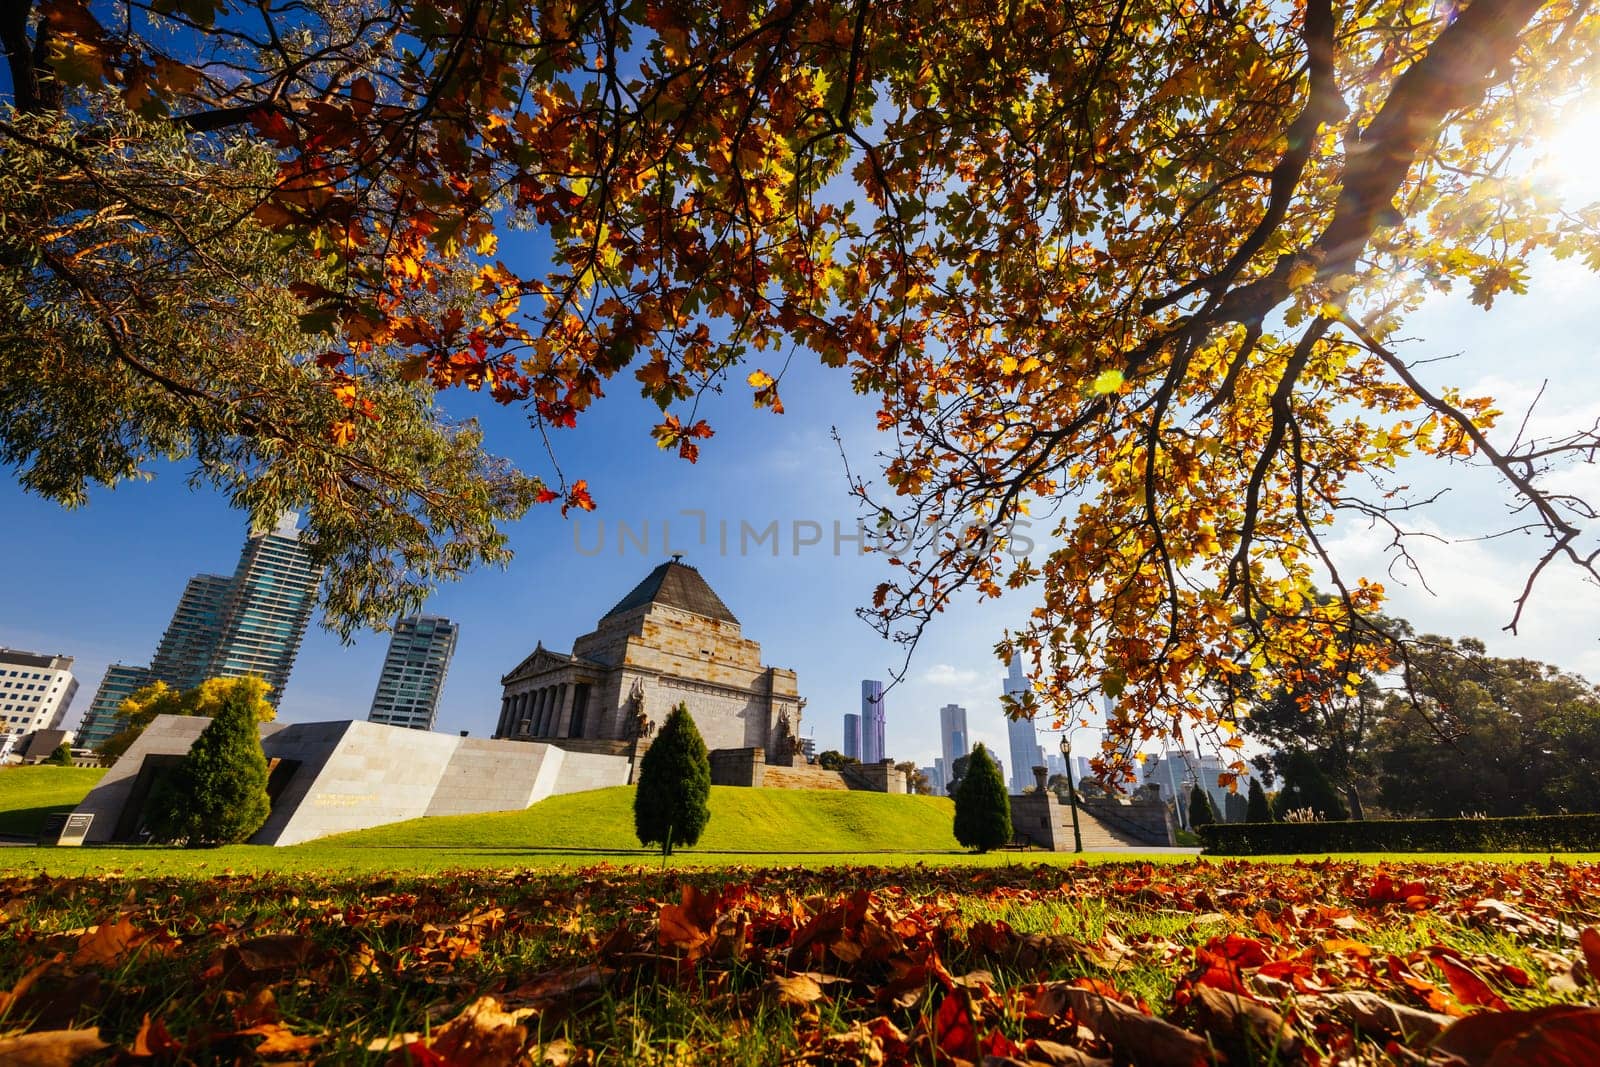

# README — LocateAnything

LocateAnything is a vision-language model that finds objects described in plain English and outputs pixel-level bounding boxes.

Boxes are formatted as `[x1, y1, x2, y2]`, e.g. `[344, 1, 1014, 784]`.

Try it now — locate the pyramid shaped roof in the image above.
[600, 559, 738, 625]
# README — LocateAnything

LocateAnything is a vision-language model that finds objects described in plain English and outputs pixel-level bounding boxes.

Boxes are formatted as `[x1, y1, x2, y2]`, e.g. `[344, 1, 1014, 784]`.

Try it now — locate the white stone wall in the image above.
[70, 715, 634, 847]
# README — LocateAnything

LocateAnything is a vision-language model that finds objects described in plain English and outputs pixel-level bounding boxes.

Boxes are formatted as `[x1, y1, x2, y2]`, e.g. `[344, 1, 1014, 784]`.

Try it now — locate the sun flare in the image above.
[1533, 98, 1600, 204]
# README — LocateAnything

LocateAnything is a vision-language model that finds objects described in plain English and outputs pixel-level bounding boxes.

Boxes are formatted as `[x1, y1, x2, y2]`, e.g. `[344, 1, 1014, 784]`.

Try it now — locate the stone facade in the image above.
[708, 748, 908, 793]
[70, 714, 633, 846]
[495, 560, 802, 754]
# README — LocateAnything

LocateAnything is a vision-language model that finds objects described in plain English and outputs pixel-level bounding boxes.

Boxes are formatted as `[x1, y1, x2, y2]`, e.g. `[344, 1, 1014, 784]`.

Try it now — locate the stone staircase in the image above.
[1068, 807, 1149, 850]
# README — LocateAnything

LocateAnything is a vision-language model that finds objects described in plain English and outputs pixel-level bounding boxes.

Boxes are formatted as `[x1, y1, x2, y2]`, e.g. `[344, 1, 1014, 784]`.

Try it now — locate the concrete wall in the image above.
[71, 715, 633, 847]
[707, 748, 901, 793]
[841, 761, 908, 794]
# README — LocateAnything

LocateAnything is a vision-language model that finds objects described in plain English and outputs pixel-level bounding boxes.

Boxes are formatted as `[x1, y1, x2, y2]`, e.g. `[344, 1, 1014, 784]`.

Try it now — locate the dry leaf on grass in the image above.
[1058, 985, 1212, 1067]
[0, 1029, 109, 1066]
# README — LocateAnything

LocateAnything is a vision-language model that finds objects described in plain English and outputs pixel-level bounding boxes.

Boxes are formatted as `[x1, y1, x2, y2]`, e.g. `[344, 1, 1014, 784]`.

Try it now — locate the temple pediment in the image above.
[501, 645, 602, 684]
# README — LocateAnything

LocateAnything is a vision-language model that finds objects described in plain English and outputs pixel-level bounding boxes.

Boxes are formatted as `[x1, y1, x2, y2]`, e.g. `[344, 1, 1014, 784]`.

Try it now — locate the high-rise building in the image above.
[149, 574, 232, 691]
[76, 664, 153, 750]
[368, 616, 459, 731]
[939, 702, 969, 776]
[1002, 654, 1046, 793]
[861, 680, 887, 764]
[205, 511, 323, 696]
[0, 649, 78, 744]
[933, 756, 947, 794]
[842, 712, 862, 761]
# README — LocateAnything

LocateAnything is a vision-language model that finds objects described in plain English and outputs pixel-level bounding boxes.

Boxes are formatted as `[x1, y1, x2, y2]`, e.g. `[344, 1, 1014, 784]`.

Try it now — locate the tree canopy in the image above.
[1373, 636, 1600, 818]
[99, 675, 275, 761]
[7, 0, 1600, 751]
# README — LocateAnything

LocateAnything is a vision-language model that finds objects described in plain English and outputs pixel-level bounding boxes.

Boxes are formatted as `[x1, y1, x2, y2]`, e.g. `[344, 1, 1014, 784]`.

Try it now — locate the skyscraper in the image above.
[205, 511, 323, 695]
[939, 702, 969, 776]
[77, 664, 153, 750]
[1002, 654, 1045, 793]
[842, 712, 862, 761]
[368, 616, 459, 730]
[860, 680, 887, 764]
[149, 574, 232, 691]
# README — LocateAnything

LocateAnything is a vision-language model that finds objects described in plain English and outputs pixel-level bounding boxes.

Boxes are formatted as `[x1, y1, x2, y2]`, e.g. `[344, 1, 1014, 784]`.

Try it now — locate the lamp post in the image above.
[1059, 733, 1084, 853]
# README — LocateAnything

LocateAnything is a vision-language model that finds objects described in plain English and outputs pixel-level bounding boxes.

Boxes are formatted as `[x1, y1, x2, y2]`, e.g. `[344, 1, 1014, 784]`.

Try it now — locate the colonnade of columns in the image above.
[495, 682, 590, 740]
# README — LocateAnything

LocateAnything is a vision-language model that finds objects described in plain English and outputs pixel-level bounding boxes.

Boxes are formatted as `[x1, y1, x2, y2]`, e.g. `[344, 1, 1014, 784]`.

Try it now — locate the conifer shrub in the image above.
[633, 703, 711, 857]
[46, 743, 73, 766]
[146, 678, 271, 846]
[1188, 786, 1216, 828]
[1246, 777, 1272, 823]
[953, 743, 1011, 852]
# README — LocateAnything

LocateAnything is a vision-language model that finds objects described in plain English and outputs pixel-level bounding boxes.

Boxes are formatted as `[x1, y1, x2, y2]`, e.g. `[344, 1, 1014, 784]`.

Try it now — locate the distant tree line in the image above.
[1242, 613, 1600, 821]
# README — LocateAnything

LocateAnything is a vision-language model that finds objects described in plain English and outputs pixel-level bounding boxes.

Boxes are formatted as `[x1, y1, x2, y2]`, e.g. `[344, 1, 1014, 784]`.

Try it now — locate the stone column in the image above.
[529, 687, 546, 737]
[551, 683, 573, 739]
[517, 691, 532, 736]
[495, 696, 512, 739]
[540, 686, 557, 737]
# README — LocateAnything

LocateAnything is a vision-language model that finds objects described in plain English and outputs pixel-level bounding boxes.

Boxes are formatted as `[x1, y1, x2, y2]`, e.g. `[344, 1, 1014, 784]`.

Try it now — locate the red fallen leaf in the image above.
[1058, 985, 1211, 1067]
[1191, 986, 1301, 1060]
[1580, 927, 1600, 983]
[212, 933, 333, 988]
[391, 997, 532, 1067]
[0, 1028, 109, 1065]
[1297, 990, 1452, 1042]
[1431, 949, 1510, 1010]
[1434, 1005, 1600, 1067]
[658, 884, 720, 957]
[934, 990, 980, 1060]
[71, 916, 140, 967]
[131, 1014, 184, 1057]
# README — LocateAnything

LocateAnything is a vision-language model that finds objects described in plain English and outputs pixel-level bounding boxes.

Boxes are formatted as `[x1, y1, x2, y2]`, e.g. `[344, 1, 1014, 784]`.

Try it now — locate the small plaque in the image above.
[37, 812, 70, 846]
[56, 813, 94, 847]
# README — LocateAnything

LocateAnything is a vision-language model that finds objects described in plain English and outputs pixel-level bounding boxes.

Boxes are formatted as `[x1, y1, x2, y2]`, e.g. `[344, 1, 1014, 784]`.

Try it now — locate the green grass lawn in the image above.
[320, 785, 962, 852]
[0, 764, 106, 837]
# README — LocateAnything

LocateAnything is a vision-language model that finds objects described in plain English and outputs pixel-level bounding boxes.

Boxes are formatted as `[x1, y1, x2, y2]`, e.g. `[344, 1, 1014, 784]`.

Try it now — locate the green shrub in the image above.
[45, 743, 73, 766]
[634, 703, 712, 856]
[953, 744, 1011, 852]
[1199, 813, 1600, 855]
[1246, 778, 1271, 822]
[146, 679, 271, 846]
[1187, 787, 1216, 828]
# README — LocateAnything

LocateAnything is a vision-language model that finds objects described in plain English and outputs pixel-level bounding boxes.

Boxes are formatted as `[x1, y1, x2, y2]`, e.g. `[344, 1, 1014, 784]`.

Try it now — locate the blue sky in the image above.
[4, 243, 1598, 771]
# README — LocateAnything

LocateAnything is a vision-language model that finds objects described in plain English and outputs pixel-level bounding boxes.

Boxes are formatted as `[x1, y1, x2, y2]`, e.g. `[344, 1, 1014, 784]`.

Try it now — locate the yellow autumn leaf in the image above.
[1090, 369, 1124, 395]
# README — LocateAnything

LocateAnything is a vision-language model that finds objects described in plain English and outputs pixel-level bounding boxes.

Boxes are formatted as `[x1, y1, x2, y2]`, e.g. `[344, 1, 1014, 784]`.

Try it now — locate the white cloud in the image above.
[922, 663, 980, 687]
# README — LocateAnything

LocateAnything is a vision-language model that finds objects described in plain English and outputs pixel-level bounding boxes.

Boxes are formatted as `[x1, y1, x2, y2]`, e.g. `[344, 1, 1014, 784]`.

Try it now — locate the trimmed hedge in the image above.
[1199, 813, 1600, 855]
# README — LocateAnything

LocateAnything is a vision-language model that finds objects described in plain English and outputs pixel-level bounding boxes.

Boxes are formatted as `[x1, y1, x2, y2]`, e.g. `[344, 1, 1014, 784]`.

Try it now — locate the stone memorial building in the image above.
[495, 558, 803, 753]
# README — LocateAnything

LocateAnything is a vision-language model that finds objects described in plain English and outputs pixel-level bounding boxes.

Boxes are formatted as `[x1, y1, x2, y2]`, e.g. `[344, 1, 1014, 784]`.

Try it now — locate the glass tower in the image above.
[77, 663, 154, 750]
[149, 574, 232, 691]
[860, 680, 887, 764]
[1003, 654, 1045, 793]
[368, 616, 459, 731]
[205, 512, 323, 697]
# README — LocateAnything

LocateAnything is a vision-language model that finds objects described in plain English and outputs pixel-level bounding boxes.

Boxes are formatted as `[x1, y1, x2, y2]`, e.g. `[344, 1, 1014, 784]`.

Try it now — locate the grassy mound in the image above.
[0, 765, 106, 837]
[315, 786, 961, 853]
